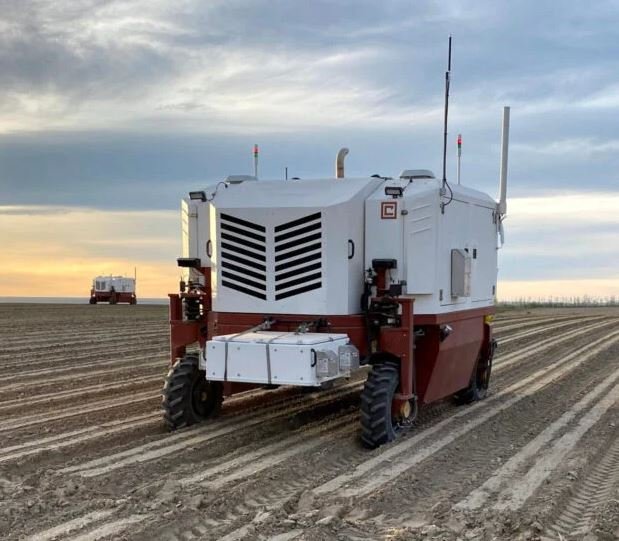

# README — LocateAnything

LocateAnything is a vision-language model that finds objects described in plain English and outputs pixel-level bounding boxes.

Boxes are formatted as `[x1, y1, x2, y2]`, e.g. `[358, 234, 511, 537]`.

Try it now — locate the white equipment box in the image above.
[205, 331, 358, 386]
[93, 275, 135, 293]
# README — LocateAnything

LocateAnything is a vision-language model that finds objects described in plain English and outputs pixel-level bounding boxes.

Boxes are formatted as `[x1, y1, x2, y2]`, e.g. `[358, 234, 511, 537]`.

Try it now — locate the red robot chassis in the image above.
[166, 264, 496, 448]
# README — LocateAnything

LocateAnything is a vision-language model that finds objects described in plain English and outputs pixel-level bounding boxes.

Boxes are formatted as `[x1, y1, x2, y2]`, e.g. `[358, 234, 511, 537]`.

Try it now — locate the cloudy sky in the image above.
[0, 0, 617, 299]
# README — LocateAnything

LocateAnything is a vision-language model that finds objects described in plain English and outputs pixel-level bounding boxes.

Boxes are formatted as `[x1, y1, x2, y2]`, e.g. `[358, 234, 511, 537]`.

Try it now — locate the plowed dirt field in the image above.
[1, 304, 618, 541]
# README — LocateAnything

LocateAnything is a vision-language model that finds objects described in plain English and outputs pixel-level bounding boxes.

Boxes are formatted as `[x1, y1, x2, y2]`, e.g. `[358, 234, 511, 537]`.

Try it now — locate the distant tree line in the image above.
[497, 295, 618, 308]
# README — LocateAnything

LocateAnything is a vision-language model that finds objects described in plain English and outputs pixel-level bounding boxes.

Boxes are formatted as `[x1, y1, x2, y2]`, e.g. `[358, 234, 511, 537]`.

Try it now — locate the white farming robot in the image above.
[163, 46, 509, 448]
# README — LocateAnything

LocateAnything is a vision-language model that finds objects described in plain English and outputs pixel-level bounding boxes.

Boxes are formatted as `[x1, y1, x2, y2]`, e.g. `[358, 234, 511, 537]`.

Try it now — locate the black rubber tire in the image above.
[162, 354, 223, 430]
[89, 298, 96, 305]
[454, 353, 492, 405]
[360, 361, 400, 449]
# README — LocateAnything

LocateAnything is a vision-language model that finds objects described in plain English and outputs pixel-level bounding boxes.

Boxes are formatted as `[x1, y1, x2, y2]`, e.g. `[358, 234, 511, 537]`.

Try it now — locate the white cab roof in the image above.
[209, 177, 383, 208]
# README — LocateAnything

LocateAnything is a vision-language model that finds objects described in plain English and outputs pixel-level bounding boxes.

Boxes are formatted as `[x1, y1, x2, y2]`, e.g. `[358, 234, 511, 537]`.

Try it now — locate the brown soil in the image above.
[1, 304, 618, 541]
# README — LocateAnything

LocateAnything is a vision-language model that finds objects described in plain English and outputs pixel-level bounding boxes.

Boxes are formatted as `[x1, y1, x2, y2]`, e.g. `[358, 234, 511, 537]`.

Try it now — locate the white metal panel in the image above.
[181, 190, 215, 283]
[397, 180, 496, 314]
[364, 180, 406, 285]
[404, 187, 438, 295]
[210, 177, 381, 315]
[93, 275, 135, 293]
[208, 177, 382, 209]
[470, 205, 497, 302]
[184, 173, 498, 318]
[110, 277, 135, 293]
[205, 331, 350, 386]
[181, 199, 193, 260]
[205, 340, 269, 383]
[439, 198, 470, 307]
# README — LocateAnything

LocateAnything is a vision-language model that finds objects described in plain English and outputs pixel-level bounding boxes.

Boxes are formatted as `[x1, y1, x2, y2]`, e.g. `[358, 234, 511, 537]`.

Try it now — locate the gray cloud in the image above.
[0, 0, 618, 207]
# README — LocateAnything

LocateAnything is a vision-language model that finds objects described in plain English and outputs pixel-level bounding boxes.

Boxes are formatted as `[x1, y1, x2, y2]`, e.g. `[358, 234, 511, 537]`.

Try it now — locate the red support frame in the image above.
[414, 308, 495, 405]
[90, 289, 136, 304]
[168, 267, 211, 364]
[168, 264, 494, 412]
[377, 297, 415, 411]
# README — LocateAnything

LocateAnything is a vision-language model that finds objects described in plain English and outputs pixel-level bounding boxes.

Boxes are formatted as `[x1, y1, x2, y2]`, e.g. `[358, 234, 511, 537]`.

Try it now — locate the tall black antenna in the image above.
[441, 36, 452, 193]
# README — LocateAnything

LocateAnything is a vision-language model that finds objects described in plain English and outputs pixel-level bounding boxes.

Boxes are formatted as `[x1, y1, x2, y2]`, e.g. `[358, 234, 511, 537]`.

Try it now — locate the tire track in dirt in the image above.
[152, 434, 359, 541]
[59, 382, 363, 478]
[63, 515, 148, 541]
[157, 330, 619, 541]
[0, 374, 365, 464]
[26, 513, 148, 541]
[23, 510, 117, 541]
[490, 383, 618, 511]
[182, 414, 358, 490]
[455, 363, 619, 511]
[61, 321, 619, 541]
[150, 401, 472, 540]
[548, 436, 619, 538]
[338, 336, 619, 540]
[311, 330, 619, 499]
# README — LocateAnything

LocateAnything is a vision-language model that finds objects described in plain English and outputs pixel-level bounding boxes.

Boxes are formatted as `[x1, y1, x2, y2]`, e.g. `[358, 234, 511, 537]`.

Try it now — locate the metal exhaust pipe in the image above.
[335, 148, 349, 179]
[498, 106, 510, 215]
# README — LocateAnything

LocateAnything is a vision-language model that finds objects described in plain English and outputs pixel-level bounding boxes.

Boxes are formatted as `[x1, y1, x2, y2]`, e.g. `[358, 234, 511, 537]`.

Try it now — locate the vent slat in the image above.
[221, 234, 265, 254]
[221, 213, 266, 232]
[275, 251, 321, 272]
[222, 261, 266, 282]
[274, 221, 321, 243]
[222, 271, 266, 291]
[220, 211, 323, 301]
[275, 282, 322, 300]
[221, 222, 266, 243]
[274, 242, 321, 263]
[222, 280, 267, 300]
[220, 252, 266, 272]
[275, 272, 322, 292]
[221, 242, 267, 262]
[275, 232, 321, 253]
[220, 213, 268, 298]
[274, 212, 321, 233]
[275, 261, 321, 282]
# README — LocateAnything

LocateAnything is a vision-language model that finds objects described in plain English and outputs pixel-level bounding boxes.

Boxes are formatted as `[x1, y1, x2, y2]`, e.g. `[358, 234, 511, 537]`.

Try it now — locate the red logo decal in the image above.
[381, 201, 397, 219]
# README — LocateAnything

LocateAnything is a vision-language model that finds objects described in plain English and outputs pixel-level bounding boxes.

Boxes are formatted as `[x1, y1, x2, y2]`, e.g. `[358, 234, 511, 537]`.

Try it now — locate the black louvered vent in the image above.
[220, 213, 267, 300]
[274, 212, 322, 300]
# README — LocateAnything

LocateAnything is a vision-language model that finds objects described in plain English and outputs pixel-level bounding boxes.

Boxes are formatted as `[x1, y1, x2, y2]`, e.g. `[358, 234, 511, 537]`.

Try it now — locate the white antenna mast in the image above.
[498, 106, 510, 215]
[457, 133, 462, 184]
[440, 36, 452, 195]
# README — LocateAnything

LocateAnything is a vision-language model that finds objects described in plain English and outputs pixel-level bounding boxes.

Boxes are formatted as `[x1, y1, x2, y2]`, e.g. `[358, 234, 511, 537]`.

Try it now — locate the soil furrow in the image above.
[4, 305, 619, 541]
[549, 437, 619, 538]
